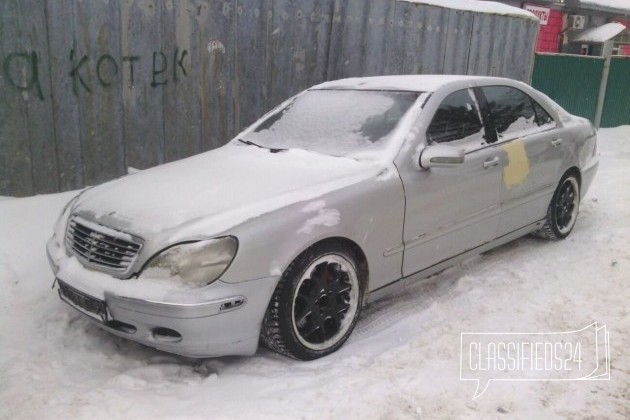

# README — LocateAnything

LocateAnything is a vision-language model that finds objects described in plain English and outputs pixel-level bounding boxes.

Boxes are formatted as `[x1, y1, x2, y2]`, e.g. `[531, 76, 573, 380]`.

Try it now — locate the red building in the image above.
[501, 1, 630, 55]
[526, 5, 566, 53]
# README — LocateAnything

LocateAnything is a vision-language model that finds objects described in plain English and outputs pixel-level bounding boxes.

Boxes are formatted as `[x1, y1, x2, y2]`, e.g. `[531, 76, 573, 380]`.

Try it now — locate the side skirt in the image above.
[367, 219, 545, 303]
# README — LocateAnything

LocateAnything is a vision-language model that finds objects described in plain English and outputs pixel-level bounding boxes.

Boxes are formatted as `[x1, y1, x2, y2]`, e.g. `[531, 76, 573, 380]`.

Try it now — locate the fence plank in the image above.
[235, 0, 269, 131]
[468, 14, 508, 77]
[601, 56, 630, 128]
[515, 18, 538, 82]
[197, 0, 235, 150]
[162, 0, 201, 161]
[293, 0, 335, 89]
[443, 9, 473, 75]
[46, 0, 85, 191]
[0, 0, 34, 196]
[266, 0, 333, 106]
[120, 0, 165, 170]
[72, 0, 126, 186]
[327, 0, 394, 79]
[14, 0, 59, 194]
[531, 53, 604, 122]
[390, 3, 450, 75]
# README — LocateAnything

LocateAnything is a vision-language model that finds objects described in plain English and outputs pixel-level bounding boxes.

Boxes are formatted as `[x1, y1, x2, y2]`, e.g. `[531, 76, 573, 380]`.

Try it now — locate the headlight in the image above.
[141, 237, 238, 287]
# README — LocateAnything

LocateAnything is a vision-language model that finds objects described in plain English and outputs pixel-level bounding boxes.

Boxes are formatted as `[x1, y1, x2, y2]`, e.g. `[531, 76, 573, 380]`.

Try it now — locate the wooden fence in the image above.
[0, 0, 538, 196]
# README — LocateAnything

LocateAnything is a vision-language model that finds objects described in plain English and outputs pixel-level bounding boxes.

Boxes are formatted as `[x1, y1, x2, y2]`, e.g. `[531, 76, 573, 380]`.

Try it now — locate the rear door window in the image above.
[482, 86, 540, 140]
[427, 89, 485, 146]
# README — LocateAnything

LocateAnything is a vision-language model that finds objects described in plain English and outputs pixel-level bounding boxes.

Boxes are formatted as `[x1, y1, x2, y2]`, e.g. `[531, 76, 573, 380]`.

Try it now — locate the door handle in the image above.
[551, 138, 563, 147]
[483, 156, 500, 169]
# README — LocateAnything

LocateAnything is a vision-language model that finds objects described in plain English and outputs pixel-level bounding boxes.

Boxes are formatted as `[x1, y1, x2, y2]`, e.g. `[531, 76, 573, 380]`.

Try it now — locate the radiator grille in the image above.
[65, 217, 142, 274]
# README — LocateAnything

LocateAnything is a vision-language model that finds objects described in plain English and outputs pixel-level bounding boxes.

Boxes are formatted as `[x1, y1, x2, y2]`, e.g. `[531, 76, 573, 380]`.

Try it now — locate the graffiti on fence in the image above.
[2, 47, 191, 99]
[2, 52, 45, 100]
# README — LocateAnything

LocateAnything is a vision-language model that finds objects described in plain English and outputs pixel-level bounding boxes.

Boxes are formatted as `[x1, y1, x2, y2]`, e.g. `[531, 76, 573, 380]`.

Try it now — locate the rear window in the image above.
[481, 86, 555, 139]
[482, 86, 537, 138]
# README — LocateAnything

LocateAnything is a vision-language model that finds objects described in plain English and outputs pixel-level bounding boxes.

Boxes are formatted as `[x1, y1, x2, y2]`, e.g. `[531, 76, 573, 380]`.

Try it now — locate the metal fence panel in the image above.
[468, 14, 538, 82]
[443, 9, 474, 75]
[601, 56, 630, 128]
[531, 53, 604, 122]
[390, 2, 450, 75]
[0, 0, 538, 196]
[512, 16, 539, 82]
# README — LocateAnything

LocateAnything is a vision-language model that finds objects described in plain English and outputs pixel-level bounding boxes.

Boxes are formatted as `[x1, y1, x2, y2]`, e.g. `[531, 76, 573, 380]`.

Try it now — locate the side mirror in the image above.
[419, 144, 465, 169]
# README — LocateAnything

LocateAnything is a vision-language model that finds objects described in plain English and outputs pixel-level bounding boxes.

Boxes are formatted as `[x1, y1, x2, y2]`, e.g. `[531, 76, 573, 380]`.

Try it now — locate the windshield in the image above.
[241, 89, 420, 159]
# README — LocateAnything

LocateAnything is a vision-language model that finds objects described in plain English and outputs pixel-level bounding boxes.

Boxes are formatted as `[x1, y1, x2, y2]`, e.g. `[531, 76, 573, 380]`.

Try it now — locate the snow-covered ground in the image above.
[1, 127, 629, 419]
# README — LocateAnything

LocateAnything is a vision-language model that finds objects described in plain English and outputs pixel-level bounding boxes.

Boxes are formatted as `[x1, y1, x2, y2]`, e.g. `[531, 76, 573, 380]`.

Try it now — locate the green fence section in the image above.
[531, 53, 604, 122]
[532, 53, 630, 127]
[601, 57, 630, 128]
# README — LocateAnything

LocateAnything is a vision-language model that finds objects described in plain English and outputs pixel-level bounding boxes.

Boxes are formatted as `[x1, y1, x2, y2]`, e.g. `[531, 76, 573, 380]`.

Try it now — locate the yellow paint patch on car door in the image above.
[502, 140, 529, 188]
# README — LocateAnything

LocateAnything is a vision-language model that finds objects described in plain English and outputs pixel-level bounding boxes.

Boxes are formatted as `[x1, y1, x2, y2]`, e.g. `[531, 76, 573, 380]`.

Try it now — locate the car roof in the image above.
[312, 75, 512, 93]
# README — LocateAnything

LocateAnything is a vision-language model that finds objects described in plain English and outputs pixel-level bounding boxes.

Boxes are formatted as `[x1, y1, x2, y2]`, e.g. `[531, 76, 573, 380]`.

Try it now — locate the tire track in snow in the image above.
[350, 233, 556, 343]
[351, 250, 506, 341]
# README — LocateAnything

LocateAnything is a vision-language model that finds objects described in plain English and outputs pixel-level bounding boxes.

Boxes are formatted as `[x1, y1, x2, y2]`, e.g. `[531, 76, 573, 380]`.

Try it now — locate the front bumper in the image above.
[47, 237, 279, 358]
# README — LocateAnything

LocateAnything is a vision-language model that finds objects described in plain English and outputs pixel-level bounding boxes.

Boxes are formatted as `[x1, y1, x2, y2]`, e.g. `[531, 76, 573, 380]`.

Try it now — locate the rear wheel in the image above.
[261, 242, 364, 360]
[537, 173, 580, 240]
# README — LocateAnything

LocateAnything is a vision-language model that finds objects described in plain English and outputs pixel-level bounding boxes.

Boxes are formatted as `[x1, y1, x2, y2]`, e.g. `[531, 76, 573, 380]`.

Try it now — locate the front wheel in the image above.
[260, 242, 365, 360]
[537, 173, 580, 240]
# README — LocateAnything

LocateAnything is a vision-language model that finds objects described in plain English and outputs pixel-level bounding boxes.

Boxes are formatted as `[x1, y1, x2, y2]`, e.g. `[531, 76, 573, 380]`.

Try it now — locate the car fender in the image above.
[219, 165, 406, 294]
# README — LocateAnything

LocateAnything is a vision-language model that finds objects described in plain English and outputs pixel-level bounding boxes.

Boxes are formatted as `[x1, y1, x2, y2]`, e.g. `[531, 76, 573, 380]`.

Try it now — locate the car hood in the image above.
[73, 143, 382, 239]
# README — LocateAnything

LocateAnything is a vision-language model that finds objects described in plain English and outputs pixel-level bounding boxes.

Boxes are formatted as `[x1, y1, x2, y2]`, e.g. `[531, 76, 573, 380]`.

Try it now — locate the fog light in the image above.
[106, 320, 137, 334]
[152, 327, 183, 343]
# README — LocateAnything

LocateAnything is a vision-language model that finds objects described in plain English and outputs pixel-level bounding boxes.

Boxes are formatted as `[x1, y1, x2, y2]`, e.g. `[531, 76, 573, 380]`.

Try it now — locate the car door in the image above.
[478, 85, 565, 236]
[396, 88, 503, 278]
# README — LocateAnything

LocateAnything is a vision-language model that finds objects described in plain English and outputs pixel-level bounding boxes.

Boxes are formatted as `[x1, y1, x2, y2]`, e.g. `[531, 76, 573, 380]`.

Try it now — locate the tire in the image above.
[537, 172, 580, 240]
[260, 242, 365, 360]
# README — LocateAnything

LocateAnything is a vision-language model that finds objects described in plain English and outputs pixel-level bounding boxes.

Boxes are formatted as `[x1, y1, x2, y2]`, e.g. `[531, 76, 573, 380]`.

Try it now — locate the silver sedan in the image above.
[46, 75, 599, 360]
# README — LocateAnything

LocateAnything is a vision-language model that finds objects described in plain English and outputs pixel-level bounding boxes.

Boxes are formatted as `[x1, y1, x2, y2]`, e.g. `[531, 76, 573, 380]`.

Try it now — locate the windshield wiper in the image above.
[237, 139, 286, 154]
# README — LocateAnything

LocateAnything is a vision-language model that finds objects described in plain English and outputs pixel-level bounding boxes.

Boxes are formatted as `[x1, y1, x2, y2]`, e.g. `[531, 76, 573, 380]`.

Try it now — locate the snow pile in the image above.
[1, 127, 629, 419]
[573, 22, 627, 43]
[399, 0, 538, 20]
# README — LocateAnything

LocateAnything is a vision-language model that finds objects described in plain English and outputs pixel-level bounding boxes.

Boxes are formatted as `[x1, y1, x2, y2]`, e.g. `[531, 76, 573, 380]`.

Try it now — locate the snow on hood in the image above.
[73, 144, 380, 238]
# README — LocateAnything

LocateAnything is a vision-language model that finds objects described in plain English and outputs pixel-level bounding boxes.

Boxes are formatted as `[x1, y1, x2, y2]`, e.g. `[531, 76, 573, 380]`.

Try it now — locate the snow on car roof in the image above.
[398, 0, 538, 20]
[312, 75, 502, 93]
